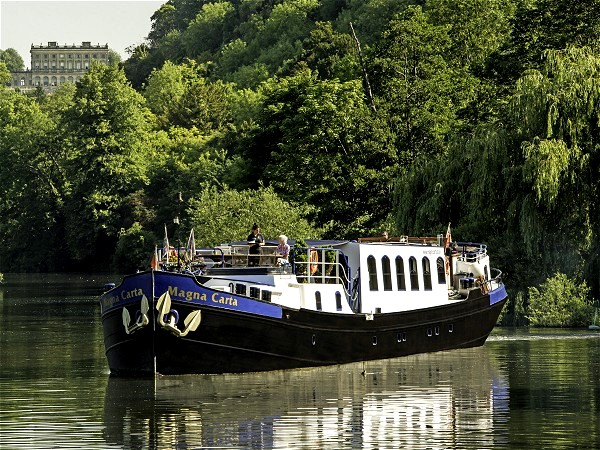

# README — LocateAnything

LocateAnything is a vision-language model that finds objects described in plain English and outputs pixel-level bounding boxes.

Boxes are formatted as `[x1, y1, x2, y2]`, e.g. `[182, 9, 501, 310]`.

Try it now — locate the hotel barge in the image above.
[100, 234, 507, 375]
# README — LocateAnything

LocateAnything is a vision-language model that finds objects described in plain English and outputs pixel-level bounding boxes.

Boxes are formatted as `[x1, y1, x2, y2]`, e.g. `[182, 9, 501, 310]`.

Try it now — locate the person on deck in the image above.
[276, 235, 290, 265]
[247, 223, 264, 266]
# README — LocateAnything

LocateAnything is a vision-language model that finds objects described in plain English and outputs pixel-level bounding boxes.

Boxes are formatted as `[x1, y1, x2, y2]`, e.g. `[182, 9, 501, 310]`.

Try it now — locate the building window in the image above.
[20, 79, 25, 86]
[422, 257, 432, 291]
[382, 256, 392, 291]
[437, 257, 446, 284]
[367, 255, 378, 291]
[395, 256, 406, 291]
[409, 257, 419, 291]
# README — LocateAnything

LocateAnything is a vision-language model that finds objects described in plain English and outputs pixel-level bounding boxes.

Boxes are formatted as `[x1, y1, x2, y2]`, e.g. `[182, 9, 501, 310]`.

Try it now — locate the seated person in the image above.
[276, 234, 290, 265]
[247, 223, 264, 266]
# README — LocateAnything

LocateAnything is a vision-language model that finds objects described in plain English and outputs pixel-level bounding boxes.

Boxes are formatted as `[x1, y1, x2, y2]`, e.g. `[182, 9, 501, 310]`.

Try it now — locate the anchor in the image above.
[122, 295, 150, 334]
[156, 291, 202, 337]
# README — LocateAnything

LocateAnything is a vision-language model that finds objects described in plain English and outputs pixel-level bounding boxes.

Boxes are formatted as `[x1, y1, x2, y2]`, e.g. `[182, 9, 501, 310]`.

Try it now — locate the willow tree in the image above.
[509, 46, 600, 296]
[394, 45, 600, 300]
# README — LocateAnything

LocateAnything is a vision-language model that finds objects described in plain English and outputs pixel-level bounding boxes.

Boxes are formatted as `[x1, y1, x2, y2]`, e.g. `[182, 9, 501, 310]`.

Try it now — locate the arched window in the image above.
[437, 257, 446, 284]
[382, 256, 392, 291]
[367, 255, 378, 291]
[422, 257, 432, 290]
[409, 257, 419, 291]
[395, 256, 406, 291]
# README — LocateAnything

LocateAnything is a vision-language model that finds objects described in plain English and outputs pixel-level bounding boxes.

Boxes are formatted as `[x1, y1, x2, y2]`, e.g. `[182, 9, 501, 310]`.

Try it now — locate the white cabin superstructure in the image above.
[176, 236, 500, 317]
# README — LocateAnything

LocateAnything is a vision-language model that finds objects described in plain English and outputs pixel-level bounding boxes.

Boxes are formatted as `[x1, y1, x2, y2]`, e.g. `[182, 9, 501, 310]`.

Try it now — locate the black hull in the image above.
[100, 271, 507, 375]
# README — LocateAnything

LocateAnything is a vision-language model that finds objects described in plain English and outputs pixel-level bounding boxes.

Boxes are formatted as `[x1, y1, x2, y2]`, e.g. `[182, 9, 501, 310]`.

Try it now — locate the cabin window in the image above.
[335, 291, 342, 311]
[367, 255, 378, 291]
[315, 291, 322, 311]
[397, 332, 407, 342]
[261, 290, 272, 302]
[395, 256, 406, 291]
[437, 257, 446, 284]
[484, 265, 489, 280]
[422, 257, 432, 291]
[235, 283, 246, 295]
[382, 256, 392, 291]
[409, 257, 419, 291]
[250, 287, 260, 299]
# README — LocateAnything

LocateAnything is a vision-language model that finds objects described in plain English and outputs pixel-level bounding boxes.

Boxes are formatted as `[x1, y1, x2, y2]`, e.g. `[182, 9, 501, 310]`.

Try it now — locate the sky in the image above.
[0, 0, 164, 66]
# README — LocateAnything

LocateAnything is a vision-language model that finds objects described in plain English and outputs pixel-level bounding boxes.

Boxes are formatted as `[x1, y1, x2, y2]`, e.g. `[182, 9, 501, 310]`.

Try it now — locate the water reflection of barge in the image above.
[102, 351, 508, 449]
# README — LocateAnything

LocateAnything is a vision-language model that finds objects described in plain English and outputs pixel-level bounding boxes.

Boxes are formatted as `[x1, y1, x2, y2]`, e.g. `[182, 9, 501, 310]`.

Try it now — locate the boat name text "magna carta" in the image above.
[102, 288, 144, 309]
[168, 286, 239, 306]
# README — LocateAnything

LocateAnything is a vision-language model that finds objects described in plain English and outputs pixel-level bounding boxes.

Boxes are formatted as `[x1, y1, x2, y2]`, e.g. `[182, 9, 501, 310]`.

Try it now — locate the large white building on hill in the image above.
[8, 41, 109, 93]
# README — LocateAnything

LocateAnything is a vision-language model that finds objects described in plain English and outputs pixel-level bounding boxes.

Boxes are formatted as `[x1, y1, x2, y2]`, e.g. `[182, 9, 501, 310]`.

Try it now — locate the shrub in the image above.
[527, 272, 593, 327]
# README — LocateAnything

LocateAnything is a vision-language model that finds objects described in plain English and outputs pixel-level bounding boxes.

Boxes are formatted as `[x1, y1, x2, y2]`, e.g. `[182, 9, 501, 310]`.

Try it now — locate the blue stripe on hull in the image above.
[489, 284, 507, 305]
[100, 271, 282, 319]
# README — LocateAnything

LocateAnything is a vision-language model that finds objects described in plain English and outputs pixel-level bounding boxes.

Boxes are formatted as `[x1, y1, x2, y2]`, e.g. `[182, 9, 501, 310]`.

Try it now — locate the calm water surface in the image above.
[0, 274, 598, 449]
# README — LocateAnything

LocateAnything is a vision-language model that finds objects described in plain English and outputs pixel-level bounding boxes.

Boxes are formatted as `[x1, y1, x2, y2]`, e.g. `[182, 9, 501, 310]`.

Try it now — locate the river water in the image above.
[0, 273, 598, 449]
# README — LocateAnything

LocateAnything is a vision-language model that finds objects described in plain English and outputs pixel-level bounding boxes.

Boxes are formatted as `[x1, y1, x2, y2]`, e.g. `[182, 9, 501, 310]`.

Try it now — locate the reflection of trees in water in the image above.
[103, 347, 505, 448]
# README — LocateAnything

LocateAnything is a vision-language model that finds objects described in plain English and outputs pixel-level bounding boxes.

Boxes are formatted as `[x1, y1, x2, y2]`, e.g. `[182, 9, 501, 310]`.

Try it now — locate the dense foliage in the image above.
[1, 0, 599, 325]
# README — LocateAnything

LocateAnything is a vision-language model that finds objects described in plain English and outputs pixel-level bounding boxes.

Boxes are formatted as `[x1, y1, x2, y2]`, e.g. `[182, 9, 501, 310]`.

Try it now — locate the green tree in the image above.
[145, 61, 232, 131]
[370, 5, 478, 163]
[186, 186, 319, 246]
[489, 0, 600, 85]
[424, 0, 516, 71]
[297, 21, 359, 81]
[0, 62, 10, 85]
[181, 1, 236, 58]
[248, 69, 396, 236]
[114, 222, 157, 273]
[0, 89, 69, 271]
[61, 62, 157, 267]
[0, 48, 25, 71]
[107, 49, 122, 66]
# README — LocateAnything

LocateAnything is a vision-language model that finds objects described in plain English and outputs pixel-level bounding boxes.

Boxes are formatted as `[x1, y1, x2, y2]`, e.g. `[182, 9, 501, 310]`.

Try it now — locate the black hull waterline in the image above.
[100, 271, 508, 376]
